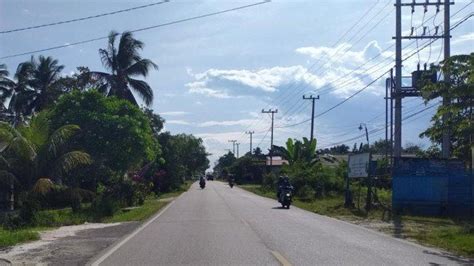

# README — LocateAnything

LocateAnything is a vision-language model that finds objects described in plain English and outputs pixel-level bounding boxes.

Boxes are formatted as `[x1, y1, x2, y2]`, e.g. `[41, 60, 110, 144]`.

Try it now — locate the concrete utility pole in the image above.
[262, 109, 278, 166]
[394, 0, 402, 159]
[393, 0, 453, 161]
[442, 0, 451, 158]
[236, 143, 240, 158]
[245, 131, 254, 154]
[228, 140, 237, 155]
[303, 94, 320, 142]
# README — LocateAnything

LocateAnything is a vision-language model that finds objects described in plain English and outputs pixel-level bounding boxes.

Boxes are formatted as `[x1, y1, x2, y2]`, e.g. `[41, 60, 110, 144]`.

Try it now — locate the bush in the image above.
[92, 196, 119, 217]
[19, 197, 40, 226]
[2, 213, 25, 230]
[262, 173, 277, 191]
[296, 185, 315, 201]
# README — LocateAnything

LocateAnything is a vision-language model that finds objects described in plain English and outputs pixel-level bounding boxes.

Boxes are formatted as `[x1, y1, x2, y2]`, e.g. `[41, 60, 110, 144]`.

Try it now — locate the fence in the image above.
[392, 157, 473, 217]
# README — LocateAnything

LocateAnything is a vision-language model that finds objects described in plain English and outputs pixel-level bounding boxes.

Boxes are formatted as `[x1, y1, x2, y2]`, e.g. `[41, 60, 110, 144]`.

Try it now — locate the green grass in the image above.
[0, 228, 39, 248]
[103, 199, 168, 223]
[240, 184, 474, 258]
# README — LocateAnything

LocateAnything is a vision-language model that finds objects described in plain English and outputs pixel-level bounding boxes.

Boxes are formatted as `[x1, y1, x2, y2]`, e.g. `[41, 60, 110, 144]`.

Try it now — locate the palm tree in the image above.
[15, 56, 64, 115]
[92, 31, 158, 106]
[0, 112, 92, 196]
[0, 64, 15, 105]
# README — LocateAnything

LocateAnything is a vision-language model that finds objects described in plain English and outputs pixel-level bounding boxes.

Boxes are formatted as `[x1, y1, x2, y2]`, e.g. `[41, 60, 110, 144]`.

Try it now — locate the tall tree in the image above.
[10, 56, 64, 116]
[92, 31, 158, 106]
[0, 64, 14, 106]
[420, 53, 473, 162]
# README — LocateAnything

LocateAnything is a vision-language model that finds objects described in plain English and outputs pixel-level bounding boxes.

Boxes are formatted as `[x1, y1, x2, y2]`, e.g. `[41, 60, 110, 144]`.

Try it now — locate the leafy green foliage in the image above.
[49, 90, 158, 176]
[420, 53, 473, 162]
[273, 137, 318, 165]
[152, 132, 209, 192]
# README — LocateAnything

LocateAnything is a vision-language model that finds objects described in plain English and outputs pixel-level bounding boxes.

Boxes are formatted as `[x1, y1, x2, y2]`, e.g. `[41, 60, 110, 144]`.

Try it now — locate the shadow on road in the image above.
[424, 250, 474, 265]
[272, 207, 289, 210]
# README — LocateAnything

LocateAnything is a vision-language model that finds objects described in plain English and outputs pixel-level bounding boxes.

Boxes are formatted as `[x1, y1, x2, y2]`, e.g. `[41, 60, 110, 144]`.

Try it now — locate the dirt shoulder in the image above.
[0, 222, 139, 265]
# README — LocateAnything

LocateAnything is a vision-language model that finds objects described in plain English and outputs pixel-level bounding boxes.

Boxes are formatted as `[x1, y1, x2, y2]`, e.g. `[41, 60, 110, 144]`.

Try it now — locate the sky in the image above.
[1, 0, 473, 166]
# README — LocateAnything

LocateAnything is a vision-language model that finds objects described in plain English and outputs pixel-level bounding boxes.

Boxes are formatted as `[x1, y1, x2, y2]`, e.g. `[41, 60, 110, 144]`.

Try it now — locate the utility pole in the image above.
[393, 0, 453, 161]
[360, 123, 372, 211]
[236, 143, 240, 158]
[262, 109, 278, 166]
[394, 0, 402, 160]
[303, 94, 320, 142]
[442, 0, 451, 158]
[228, 140, 237, 155]
[245, 131, 254, 154]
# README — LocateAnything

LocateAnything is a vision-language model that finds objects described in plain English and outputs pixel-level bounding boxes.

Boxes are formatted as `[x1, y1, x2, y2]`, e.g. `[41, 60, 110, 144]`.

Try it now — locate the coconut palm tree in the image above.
[0, 64, 15, 105]
[0, 112, 92, 194]
[92, 31, 158, 106]
[11, 56, 64, 116]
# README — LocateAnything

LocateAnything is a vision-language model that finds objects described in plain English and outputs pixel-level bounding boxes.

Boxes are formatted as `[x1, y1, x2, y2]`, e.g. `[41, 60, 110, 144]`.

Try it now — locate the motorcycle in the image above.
[278, 186, 293, 209]
[199, 179, 206, 189]
[229, 178, 234, 188]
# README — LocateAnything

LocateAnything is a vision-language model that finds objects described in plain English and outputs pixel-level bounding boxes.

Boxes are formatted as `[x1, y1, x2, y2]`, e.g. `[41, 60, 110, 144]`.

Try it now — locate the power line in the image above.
[0, 0, 271, 59]
[318, 103, 438, 149]
[266, 2, 471, 128]
[276, 8, 473, 131]
[277, 70, 389, 129]
[234, 0, 389, 142]
[0, 0, 170, 34]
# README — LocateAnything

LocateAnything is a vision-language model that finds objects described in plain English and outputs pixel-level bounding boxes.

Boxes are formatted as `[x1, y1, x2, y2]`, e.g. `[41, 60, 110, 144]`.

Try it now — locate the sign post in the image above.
[347, 153, 371, 210]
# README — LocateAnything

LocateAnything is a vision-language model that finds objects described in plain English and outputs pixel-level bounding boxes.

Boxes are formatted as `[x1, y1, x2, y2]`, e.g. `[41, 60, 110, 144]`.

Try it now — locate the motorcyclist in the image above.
[199, 176, 206, 186]
[277, 175, 292, 199]
[228, 174, 235, 185]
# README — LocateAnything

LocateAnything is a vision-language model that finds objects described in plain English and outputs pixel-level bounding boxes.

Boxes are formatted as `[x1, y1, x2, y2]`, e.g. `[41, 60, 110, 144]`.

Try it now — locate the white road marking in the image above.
[271, 250, 292, 266]
[89, 197, 179, 265]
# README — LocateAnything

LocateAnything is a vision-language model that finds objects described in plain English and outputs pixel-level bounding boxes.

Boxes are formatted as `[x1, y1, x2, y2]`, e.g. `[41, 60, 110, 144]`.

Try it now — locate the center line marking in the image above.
[271, 251, 292, 266]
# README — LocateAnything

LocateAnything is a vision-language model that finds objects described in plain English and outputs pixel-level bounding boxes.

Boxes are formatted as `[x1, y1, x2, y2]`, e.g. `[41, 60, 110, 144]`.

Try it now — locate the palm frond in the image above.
[52, 151, 92, 177]
[117, 31, 144, 69]
[31, 177, 54, 195]
[47, 124, 80, 159]
[128, 78, 153, 105]
[125, 59, 158, 77]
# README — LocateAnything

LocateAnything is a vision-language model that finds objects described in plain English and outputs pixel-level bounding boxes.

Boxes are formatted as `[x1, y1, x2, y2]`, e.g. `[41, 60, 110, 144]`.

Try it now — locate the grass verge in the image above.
[0, 228, 39, 248]
[0, 181, 192, 248]
[239, 184, 474, 258]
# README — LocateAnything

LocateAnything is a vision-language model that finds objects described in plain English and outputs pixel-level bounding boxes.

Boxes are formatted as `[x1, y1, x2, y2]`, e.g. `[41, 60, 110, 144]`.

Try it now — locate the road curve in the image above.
[95, 181, 467, 265]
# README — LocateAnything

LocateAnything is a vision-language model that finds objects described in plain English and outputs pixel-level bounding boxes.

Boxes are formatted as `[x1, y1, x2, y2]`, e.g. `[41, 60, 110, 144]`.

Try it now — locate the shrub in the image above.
[262, 172, 277, 191]
[92, 195, 120, 217]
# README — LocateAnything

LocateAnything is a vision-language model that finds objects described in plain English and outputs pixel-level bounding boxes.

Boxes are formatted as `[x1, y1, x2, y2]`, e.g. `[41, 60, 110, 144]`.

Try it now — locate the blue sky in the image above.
[1, 0, 473, 165]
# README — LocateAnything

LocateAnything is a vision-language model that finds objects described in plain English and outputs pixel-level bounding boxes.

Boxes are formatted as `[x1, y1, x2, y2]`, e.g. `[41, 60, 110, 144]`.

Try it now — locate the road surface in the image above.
[93, 181, 467, 265]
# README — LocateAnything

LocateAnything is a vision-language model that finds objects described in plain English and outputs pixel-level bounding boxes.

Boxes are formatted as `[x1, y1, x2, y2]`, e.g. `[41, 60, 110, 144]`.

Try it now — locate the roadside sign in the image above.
[348, 153, 370, 178]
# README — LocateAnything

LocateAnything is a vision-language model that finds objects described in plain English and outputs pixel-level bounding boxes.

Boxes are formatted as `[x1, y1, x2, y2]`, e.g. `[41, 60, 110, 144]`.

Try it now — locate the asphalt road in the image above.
[94, 181, 466, 266]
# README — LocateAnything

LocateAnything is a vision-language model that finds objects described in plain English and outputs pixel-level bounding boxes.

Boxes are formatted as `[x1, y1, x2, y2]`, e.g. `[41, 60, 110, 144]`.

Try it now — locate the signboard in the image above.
[348, 153, 370, 178]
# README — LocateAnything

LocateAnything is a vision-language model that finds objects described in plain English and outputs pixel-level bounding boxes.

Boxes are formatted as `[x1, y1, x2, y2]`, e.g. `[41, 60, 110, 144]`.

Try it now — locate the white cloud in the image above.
[186, 41, 393, 99]
[166, 120, 191, 125]
[452, 32, 474, 45]
[160, 111, 189, 116]
[186, 65, 325, 98]
[198, 119, 257, 127]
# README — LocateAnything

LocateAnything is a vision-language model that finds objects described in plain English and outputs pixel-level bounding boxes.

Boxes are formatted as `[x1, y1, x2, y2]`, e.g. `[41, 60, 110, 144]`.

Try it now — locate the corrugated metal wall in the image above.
[392, 158, 473, 216]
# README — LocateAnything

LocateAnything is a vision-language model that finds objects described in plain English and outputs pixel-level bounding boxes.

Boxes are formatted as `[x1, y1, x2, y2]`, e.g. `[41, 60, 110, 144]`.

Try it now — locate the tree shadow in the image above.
[424, 250, 474, 265]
